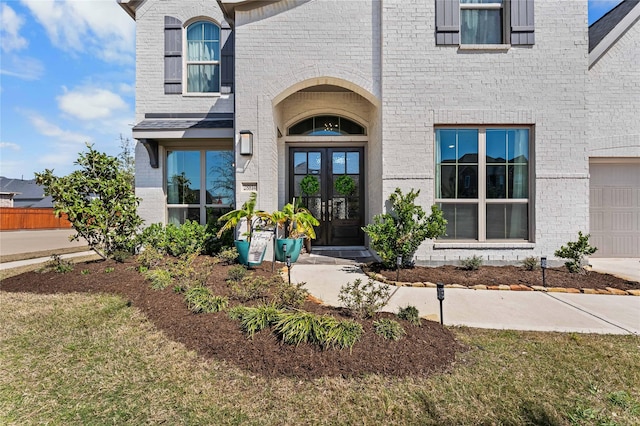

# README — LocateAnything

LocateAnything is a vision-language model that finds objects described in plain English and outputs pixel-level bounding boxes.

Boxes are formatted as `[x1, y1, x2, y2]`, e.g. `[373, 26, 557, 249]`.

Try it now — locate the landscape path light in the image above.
[541, 256, 547, 287]
[437, 282, 445, 325]
[396, 255, 402, 282]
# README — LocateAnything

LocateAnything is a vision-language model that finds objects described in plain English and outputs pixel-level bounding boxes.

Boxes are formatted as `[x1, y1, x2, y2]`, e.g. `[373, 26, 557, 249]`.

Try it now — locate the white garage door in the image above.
[589, 161, 640, 257]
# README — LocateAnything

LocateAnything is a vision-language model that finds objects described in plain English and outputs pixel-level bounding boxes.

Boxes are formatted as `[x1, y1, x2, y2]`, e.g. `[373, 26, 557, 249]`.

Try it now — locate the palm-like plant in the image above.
[217, 192, 263, 241]
[264, 198, 319, 239]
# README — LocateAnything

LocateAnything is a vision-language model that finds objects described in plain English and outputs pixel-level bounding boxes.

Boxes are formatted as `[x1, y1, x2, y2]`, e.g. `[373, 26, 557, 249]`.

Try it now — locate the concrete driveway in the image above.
[589, 258, 640, 282]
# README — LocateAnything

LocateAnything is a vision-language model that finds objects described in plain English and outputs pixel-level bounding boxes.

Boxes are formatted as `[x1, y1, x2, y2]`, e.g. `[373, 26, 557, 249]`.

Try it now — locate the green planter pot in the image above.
[274, 238, 303, 262]
[234, 240, 266, 267]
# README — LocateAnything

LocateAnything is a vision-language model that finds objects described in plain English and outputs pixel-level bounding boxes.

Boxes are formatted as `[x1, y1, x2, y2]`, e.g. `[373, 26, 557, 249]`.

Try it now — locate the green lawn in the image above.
[1, 291, 638, 425]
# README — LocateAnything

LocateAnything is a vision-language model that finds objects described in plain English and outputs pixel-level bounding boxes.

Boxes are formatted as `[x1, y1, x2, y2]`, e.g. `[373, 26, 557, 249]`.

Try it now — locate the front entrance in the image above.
[290, 147, 364, 246]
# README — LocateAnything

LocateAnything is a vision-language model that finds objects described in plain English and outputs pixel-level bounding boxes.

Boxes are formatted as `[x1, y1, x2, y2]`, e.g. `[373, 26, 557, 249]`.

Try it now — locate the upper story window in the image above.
[186, 21, 220, 93]
[435, 0, 535, 46]
[288, 116, 366, 136]
[460, 0, 503, 44]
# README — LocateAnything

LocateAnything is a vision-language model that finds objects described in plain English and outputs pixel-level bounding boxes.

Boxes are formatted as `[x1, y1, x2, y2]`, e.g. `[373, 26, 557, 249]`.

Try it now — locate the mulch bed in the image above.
[364, 264, 640, 292]
[0, 257, 463, 379]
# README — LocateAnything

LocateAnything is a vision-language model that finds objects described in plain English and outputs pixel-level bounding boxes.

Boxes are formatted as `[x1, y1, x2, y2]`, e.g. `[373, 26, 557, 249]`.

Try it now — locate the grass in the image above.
[1, 291, 639, 425]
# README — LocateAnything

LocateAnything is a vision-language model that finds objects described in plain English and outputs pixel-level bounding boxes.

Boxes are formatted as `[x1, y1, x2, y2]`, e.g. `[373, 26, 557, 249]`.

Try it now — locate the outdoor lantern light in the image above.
[541, 256, 547, 287]
[436, 282, 445, 325]
[239, 131, 253, 156]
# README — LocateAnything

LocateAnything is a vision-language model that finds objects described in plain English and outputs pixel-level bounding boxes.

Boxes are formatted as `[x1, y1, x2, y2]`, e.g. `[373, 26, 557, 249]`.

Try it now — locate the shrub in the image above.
[138, 223, 167, 253]
[165, 220, 209, 257]
[273, 280, 309, 309]
[35, 144, 143, 260]
[216, 247, 239, 265]
[397, 305, 421, 326]
[362, 188, 447, 268]
[321, 319, 363, 350]
[522, 256, 539, 271]
[338, 278, 391, 319]
[273, 311, 321, 346]
[554, 231, 597, 274]
[144, 269, 173, 290]
[459, 255, 483, 271]
[204, 217, 234, 255]
[228, 274, 273, 302]
[112, 250, 132, 263]
[137, 244, 164, 269]
[184, 285, 228, 313]
[374, 318, 406, 341]
[229, 304, 283, 338]
[40, 255, 74, 274]
[226, 265, 248, 282]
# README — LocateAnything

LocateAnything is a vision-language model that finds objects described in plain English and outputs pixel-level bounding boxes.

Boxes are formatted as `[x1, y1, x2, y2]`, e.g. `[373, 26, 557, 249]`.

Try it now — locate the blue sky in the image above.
[0, 0, 625, 178]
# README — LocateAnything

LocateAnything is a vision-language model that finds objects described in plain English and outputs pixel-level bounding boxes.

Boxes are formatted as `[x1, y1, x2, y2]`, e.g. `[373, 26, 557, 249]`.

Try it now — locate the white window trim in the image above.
[183, 20, 222, 96]
[435, 126, 533, 242]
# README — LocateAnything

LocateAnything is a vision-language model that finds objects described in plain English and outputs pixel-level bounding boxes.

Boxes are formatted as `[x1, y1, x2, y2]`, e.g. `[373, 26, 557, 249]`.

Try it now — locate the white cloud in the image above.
[0, 142, 21, 151]
[0, 55, 44, 81]
[1, 4, 28, 52]
[24, 110, 91, 145]
[20, 0, 135, 64]
[58, 86, 128, 120]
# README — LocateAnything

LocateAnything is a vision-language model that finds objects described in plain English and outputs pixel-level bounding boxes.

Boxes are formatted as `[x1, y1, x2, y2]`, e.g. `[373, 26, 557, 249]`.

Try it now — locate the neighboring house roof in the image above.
[0, 176, 53, 208]
[589, 0, 640, 66]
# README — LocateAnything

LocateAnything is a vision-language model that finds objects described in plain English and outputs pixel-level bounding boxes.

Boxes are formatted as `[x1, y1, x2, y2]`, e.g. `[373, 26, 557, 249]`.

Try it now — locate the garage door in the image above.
[589, 161, 640, 257]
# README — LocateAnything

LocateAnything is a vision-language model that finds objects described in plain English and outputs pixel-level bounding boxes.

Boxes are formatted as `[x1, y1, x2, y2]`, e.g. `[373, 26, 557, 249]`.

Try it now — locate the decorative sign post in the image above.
[436, 282, 445, 325]
[247, 231, 272, 266]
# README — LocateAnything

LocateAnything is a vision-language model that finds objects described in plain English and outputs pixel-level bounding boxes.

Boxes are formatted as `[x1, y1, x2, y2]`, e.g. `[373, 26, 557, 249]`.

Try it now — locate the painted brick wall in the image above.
[133, 0, 233, 123]
[588, 21, 640, 158]
[380, 0, 590, 262]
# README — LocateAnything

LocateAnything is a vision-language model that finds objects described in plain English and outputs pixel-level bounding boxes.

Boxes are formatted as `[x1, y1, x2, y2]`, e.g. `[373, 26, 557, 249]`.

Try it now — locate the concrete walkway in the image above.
[290, 262, 640, 335]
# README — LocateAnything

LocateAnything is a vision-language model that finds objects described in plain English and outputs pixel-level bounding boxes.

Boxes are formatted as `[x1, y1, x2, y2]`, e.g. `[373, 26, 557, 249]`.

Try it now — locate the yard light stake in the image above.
[396, 255, 402, 282]
[436, 282, 445, 325]
[541, 256, 547, 287]
[286, 255, 291, 284]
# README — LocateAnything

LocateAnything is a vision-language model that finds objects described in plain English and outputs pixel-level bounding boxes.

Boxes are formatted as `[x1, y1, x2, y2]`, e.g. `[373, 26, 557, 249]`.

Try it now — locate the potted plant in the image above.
[217, 192, 268, 266]
[262, 198, 319, 262]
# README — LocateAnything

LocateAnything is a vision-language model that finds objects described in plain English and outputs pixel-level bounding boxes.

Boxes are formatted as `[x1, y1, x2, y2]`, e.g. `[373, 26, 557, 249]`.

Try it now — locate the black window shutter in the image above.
[436, 0, 460, 45]
[164, 16, 182, 94]
[221, 24, 234, 93]
[510, 0, 535, 45]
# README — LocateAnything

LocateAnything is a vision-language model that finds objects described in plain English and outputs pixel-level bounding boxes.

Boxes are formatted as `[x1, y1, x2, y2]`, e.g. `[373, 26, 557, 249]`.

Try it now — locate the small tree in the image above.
[35, 144, 143, 260]
[363, 188, 447, 268]
[554, 231, 597, 274]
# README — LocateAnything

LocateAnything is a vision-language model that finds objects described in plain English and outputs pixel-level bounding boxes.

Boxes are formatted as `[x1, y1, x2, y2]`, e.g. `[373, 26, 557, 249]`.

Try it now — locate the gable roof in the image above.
[589, 0, 640, 66]
[0, 177, 53, 207]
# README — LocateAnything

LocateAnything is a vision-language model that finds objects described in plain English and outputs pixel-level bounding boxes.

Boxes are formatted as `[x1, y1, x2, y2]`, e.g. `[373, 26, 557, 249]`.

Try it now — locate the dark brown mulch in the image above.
[365, 264, 640, 291]
[0, 257, 463, 379]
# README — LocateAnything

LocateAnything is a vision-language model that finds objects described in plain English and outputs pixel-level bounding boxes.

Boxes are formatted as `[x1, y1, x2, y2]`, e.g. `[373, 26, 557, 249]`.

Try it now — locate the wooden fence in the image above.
[0, 207, 72, 230]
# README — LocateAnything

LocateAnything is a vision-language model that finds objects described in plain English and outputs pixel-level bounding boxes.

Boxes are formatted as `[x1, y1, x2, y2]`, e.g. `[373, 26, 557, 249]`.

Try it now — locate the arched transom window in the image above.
[288, 115, 366, 136]
[186, 21, 220, 93]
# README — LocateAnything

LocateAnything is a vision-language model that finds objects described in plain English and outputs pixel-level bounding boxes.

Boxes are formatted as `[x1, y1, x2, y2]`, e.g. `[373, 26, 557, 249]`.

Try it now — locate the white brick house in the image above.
[119, 0, 640, 262]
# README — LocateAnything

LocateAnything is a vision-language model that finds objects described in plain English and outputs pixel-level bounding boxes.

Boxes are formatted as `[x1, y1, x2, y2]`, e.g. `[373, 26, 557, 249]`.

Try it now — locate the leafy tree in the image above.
[363, 188, 447, 268]
[118, 134, 135, 187]
[35, 144, 143, 260]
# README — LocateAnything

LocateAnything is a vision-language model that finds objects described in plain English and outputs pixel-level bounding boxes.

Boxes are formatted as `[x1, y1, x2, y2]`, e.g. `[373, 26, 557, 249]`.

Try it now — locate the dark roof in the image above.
[589, 0, 640, 52]
[133, 119, 234, 131]
[0, 176, 53, 207]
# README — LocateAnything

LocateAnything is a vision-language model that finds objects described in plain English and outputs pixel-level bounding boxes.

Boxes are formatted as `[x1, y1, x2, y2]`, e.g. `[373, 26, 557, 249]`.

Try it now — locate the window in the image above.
[288, 115, 366, 136]
[460, 0, 504, 44]
[186, 21, 220, 93]
[435, 128, 531, 241]
[435, 0, 535, 46]
[166, 150, 234, 225]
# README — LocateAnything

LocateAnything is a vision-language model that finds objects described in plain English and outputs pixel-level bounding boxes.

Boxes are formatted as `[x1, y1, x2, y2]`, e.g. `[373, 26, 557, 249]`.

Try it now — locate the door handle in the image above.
[321, 200, 326, 222]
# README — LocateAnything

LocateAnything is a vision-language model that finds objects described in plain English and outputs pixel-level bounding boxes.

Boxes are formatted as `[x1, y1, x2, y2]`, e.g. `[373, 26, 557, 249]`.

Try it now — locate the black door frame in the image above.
[288, 146, 365, 246]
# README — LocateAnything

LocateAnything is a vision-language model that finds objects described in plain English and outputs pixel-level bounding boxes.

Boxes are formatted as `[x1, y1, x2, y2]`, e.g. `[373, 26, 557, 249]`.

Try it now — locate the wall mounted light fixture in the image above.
[239, 131, 253, 156]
